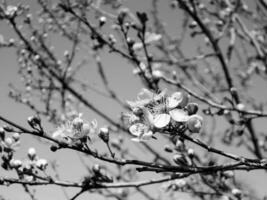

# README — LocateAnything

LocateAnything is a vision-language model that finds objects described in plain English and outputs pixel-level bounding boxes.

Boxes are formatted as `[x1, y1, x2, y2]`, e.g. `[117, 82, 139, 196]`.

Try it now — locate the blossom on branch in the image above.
[125, 88, 203, 142]
[52, 113, 97, 144]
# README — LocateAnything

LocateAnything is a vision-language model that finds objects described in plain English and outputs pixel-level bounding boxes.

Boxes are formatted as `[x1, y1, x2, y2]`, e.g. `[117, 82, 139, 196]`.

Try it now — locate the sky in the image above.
[0, 0, 267, 200]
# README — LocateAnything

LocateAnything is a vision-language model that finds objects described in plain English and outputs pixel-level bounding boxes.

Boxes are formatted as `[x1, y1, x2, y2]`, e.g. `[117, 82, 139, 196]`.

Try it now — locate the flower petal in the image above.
[153, 114, 171, 128]
[166, 92, 183, 109]
[131, 137, 143, 142]
[126, 99, 151, 108]
[141, 130, 153, 140]
[153, 88, 167, 102]
[131, 130, 153, 142]
[129, 123, 149, 137]
[143, 109, 154, 125]
[137, 88, 154, 101]
[187, 115, 203, 133]
[169, 109, 189, 122]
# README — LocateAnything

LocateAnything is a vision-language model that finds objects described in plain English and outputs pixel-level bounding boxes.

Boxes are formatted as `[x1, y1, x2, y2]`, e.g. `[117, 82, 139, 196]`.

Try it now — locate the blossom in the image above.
[52, 113, 97, 143]
[126, 88, 166, 109]
[2, 137, 20, 152]
[126, 89, 202, 142]
[9, 159, 22, 168]
[129, 123, 153, 142]
[5, 5, 17, 17]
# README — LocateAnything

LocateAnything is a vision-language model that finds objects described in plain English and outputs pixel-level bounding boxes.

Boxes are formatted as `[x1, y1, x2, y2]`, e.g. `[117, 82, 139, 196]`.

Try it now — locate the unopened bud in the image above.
[10, 159, 22, 168]
[5, 137, 13, 146]
[189, 21, 198, 29]
[126, 37, 135, 47]
[28, 147, 36, 159]
[27, 116, 41, 128]
[36, 158, 48, 170]
[3, 125, 14, 132]
[132, 107, 143, 116]
[12, 132, 20, 142]
[175, 139, 184, 151]
[223, 170, 234, 179]
[186, 103, 199, 115]
[50, 144, 58, 152]
[164, 145, 173, 153]
[173, 154, 188, 166]
[99, 16, 107, 27]
[174, 179, 187, 189]
[92, 164, 100, 173]
[0, 127, 5, 140]
[187, 148, 194, 157]
[236, 103, 245, 111]
[232, 188, 242, 198]
[99, 127, 109, 143]
[187, 115, 203, 133]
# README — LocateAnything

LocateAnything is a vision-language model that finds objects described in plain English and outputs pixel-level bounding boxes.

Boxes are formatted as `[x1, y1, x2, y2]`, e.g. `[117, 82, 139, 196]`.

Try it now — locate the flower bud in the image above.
[92, 164, 101, 173]
[99, 16, 107, 27]
[10, 159, 22, 168]
[64, 50, 69, 57]
[132, 107, 143, 116]
[186, 103, 199, 115]
[187, 148, 194, 157]
[175, 139, 184, 151]
[189, 21, 198, 29]
[3, 125, 14, 132]
[12, 132, 20, 142]
[99, 127, 109, 143]
[164, 145, 173, 153]
[5, 137, 13, 146]
[117, 9, 128, 25]
[223, 170, 234, 179]
[152, 70, 163, 80]
[126, 37, 135, 47]
[174, 179, 187, 189]
[36, 158, 48, 170]
[50, 144, 58, 152]
[28, 147, 36, 159]
[72, 116, 83, 130]
[236, 103, 245, 111]
[27, 116, 41, 128]
[187, 115, 203, 133]
[231, 188, 242, 198]
[136, 12, 148, 24]
[173, 154, 188, 166]
[0, 127, 5, 140]
[108, 34, 116, 44]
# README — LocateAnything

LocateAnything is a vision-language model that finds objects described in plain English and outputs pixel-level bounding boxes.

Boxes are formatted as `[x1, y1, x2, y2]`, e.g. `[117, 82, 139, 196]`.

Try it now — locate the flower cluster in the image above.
[125, 88, 203, 142]
[52, 113, 97, 144]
